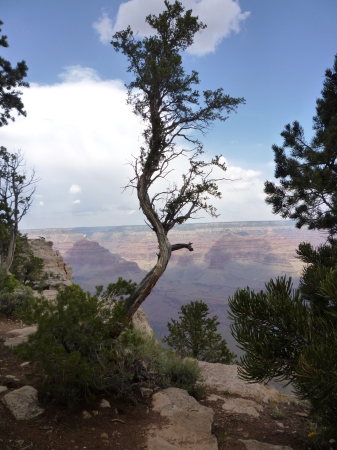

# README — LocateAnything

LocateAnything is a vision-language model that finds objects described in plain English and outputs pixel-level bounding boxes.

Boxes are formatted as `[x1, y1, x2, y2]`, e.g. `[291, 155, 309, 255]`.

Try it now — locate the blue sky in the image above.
[1, 0, 337, 229]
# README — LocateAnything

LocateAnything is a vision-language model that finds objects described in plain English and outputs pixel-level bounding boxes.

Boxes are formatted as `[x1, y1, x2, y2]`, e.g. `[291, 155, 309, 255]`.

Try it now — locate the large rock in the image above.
[2, 386, 44, 420]
[28, 238, 72, 290]
[147, 387, 217, 450]
[222, 397, 263, 418]
[4, 326, 37, 347]
[240, 440, 293, 450]
[199, 362, 279, 403]
[133, 306, 154, 337]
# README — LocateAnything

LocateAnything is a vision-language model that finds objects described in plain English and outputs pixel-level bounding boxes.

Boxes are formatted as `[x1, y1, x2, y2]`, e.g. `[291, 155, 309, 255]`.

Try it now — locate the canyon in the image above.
[25, 221, 325, 347]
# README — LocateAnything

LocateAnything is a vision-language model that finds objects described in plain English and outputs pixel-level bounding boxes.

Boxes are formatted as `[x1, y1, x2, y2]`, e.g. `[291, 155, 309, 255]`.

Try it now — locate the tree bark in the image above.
[5, 224, 17, 274]
[123, 168, 173, 320]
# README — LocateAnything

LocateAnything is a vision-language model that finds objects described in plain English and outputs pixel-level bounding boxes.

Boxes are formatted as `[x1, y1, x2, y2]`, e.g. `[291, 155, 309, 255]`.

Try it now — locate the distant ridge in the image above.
[64, 238, 146, 294]
[24, 219, 297, 235]
[26, 221, 325, 342]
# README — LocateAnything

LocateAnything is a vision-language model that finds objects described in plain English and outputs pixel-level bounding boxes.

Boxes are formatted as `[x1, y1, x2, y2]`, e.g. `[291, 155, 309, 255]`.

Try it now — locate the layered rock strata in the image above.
[28, 238, 72, 290]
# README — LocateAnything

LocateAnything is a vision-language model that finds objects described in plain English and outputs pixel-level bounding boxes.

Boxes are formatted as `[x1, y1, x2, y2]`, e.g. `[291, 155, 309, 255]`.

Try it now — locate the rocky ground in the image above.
[1, 316, 333, 450]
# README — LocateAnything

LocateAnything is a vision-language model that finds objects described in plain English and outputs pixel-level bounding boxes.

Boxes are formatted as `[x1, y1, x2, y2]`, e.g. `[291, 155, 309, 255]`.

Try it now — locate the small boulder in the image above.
[2, 386, 44, 420]
[4, 326, 37, 347]
[82, 410, 91, 419]
[99, 399, 111, 408]
[140, 387, 153, 398]
[5, 375, 20, 382]
[0, 386, 8, 394]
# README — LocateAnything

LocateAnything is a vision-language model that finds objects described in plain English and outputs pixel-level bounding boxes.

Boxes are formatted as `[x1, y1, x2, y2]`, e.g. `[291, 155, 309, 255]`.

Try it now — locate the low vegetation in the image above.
[0, 233, 44, 316]
[15, 282, 204, 404]
[0, 265, 35, 317]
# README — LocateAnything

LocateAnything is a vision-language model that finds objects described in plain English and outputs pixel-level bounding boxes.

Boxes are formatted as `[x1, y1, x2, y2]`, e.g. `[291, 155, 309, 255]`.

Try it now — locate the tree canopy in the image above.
[0, 20, 29, 127]
[112, 0, 244, 321]
[264, 54, 337, 238]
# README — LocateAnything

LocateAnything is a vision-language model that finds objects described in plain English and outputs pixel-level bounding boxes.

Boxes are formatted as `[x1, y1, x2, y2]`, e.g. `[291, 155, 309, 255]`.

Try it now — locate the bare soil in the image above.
[0, 316, 335, 450]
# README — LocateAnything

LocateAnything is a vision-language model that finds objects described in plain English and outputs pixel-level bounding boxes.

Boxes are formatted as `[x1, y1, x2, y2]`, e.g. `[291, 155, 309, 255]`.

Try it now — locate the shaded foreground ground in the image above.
[0, 316, 334, 450]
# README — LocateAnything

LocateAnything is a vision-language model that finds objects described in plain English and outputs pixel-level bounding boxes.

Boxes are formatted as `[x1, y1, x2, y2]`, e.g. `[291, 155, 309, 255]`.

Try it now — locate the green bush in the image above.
[115, 332, 205, 399]
[0, 266, 35, 317]
[10, 233, 44, 288]
[160, 355, 206, 400]
[16, 283, 204, 404]
[163, 300, 236, 364]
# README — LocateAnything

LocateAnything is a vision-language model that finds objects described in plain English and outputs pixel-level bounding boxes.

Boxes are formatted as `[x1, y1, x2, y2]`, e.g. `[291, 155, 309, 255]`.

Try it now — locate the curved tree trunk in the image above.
[124, 171, 172, 321]
[5, 224, 17, 274]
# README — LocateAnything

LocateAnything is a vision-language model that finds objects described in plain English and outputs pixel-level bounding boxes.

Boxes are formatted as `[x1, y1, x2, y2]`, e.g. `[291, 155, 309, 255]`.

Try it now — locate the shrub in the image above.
[160, 355, 206, 400]
[229, 266, 337, 440]
[10, 233, 44, 288]
[0, 266, 35, 317]
[16, 283, 204, 404]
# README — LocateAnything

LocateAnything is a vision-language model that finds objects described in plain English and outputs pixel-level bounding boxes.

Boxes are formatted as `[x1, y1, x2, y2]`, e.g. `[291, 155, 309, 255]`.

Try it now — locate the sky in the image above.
[1, 0, 337, 229]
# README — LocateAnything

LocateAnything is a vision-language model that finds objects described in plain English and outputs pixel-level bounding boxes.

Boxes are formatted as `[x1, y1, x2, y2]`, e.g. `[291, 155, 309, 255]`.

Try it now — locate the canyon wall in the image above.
[26, 221, 325, 343]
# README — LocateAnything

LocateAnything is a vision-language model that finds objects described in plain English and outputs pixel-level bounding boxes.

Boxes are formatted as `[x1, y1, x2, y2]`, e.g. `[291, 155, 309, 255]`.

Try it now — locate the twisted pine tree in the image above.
[111, 1, 244, 322]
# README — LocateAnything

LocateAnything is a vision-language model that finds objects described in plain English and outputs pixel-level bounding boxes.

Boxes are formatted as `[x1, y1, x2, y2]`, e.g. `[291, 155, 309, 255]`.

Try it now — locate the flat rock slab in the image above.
[4, 326, 37, 347]
[2, 386, 44, 420]
[199, 363, 279, 403]
[240, 439, 293, 450]
[147, 388, 217, 450]
[222, 398, 263, 418]
[207, 393, 263, 418]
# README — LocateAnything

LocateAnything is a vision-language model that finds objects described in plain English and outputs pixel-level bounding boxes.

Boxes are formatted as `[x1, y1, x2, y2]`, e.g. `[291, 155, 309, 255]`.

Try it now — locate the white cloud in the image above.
[93, 13, 114, 44]
[59, 65, 101, 83]
[1, 65, 273, 229]
[93, 0, 250, 56]
[72, 199, 81, 204]
[1, 66, 143, 229]
[39, 201, 44, 206]
[69, 184, 81, 194]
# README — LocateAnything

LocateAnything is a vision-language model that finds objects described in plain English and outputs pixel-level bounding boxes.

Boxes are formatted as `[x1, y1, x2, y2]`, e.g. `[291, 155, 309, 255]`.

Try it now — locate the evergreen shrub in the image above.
[16, 283, 204, 404]
[229, 256, 337, 440]
[164, 300, 236, 364]
[0, 266, 35, 316]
